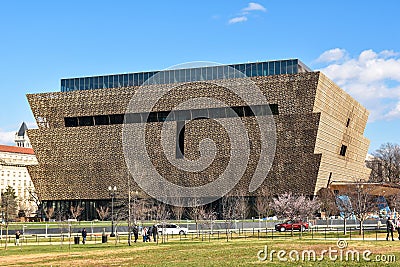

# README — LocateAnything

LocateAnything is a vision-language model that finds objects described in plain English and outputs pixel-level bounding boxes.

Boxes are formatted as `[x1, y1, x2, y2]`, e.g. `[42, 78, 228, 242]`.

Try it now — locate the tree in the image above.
[270, 192, 320, 236]
[236, 194, 249, 233]
[170, 196, 185, 222]
[370, 143, 400, 183]
[70, 205, 84, 221]
[1, 186, 18, 250]
[336, 194, 354, 235]
[189, 198, 206, 238]
[255, 187, 272, 220]
[221, 195, 240, 241]
[44, 206, 55, 221]
[317, 188, 339, 227]
[385, 191, 400, 214]
[342, 181, 378, 235]
[95, 206, 109, 221]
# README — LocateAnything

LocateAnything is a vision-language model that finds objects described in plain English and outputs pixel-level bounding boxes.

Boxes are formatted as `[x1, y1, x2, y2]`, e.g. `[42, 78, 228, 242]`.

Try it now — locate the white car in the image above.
[156, 223, 188, 235]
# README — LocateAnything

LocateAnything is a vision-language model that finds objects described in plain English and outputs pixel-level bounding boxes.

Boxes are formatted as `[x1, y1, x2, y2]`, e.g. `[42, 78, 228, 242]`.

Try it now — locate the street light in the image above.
[108, 186, 117, 237]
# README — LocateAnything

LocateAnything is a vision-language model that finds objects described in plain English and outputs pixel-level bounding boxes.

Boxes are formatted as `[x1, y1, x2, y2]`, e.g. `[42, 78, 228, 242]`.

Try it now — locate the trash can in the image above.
[102, 235, 107, 243]
[74, 236, 80, 244]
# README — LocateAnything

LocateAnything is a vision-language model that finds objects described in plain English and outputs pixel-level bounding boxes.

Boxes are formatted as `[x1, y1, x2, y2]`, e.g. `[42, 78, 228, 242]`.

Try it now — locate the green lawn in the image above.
[0, 236, 398, 266]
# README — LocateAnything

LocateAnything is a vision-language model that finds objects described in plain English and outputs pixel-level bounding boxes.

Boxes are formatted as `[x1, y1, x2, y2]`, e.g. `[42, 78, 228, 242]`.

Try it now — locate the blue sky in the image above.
[0, 1, 399, 153]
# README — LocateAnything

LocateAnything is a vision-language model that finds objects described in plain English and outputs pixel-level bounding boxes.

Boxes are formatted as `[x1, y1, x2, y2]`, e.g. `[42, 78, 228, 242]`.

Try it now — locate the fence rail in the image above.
[0, 226, 393, 247]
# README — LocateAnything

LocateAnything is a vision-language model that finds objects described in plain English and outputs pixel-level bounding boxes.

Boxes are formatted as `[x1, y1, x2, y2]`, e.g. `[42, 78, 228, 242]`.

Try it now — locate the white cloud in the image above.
[228, 16, 248, 24]
[316, 48, 347, 63]
[228, 2, 266, 24]
[317, 49, 400, 121]
[242, 2, 266, 12]
[0, 129, 15, 145]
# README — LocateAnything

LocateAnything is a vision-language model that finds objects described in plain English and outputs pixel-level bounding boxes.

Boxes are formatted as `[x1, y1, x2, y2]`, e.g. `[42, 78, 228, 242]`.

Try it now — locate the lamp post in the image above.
[108, 186, 117, 237]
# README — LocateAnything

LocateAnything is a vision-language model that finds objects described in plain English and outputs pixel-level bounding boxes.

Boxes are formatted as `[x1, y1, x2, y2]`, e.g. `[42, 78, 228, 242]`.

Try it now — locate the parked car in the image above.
[156, 223, 188, 235]
[275, 220, 309, 232]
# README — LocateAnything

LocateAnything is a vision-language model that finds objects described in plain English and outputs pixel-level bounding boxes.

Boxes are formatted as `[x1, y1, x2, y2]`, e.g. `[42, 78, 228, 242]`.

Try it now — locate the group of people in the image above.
[132, 224, 158, 242]
[386, 217, 400, 241]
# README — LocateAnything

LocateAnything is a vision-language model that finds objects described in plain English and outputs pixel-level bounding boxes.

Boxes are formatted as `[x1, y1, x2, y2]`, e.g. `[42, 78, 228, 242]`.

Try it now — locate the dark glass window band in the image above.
[64, 104, 278, 127]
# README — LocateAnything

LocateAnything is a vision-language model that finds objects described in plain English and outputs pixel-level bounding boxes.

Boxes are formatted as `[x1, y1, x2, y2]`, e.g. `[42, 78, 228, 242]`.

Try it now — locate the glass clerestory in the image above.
[60, 59, 311, 92]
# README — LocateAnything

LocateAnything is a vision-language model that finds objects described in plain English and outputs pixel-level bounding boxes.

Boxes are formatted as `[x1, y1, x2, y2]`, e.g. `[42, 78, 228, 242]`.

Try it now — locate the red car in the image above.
[275, 220, 309, 232]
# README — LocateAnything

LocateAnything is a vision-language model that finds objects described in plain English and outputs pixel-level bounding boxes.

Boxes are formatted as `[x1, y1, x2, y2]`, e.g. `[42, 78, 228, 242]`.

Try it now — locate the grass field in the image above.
[0, 235, 399, 266]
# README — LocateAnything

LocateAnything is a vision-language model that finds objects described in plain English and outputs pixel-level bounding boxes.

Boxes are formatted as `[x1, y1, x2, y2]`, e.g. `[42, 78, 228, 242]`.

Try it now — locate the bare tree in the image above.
[336, 194, 354, 235]
[1, 186, 18, 250]
[70, 205, 84, 221]
[171, 196, 185, 222]
[236, 194, 249, 232]
[255, 187, 272, 220]
[342, 181, 378, 235]
[189, 198, 206, 237]
[221, 195, 240, 241]
[317, 188, 339, 227]
[96, 206, 109, 221]
[18, 198, 35, 219]
[370, 143, 400, 183]
[44, 206, 55, 221]
[385, 191, 400, 214]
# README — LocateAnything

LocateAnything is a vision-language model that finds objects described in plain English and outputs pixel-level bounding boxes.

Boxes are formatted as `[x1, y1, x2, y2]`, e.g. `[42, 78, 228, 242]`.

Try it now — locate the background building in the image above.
[26, 59, 371, 219]
[0, 123, 38, 218]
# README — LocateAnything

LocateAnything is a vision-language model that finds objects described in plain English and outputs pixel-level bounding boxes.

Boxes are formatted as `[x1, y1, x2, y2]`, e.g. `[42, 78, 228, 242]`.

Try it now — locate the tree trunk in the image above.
[5, 223, 8, 250]
[359, 220, 363, 235]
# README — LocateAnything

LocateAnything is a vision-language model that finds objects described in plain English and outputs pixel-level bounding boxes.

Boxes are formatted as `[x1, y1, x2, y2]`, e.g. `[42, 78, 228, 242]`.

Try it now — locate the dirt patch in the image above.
[0, 245, 160, 266]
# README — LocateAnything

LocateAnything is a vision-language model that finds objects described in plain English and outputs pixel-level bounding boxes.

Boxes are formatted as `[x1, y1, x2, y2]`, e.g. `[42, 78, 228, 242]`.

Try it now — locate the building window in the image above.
[339, 145, 347, 156]
[64, 104, 279, 127]
[346, 118, 350, 127]
[176, 121, 185, 158]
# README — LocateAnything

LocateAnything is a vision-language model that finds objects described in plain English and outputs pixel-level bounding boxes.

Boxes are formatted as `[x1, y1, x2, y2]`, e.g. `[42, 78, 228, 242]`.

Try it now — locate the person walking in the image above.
[133, 225, 139, 243]
[152, 224, 158, 242]
[142, 227, 147, 242]
[386, 217, 395, 241]
[81, 228, 87, 244]
[396, 217, 400, 240]
[15, 231, 21, 246]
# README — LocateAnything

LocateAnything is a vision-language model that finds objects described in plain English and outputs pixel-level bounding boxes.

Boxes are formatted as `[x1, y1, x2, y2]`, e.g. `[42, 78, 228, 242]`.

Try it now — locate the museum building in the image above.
[26, 59, 371, 219]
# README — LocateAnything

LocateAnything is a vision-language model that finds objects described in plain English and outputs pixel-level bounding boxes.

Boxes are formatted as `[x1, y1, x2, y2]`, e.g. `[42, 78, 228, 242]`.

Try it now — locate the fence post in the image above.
[324, 228, 327, 240]
[350, 227, 352, 240]
[362, 227, 365, 241]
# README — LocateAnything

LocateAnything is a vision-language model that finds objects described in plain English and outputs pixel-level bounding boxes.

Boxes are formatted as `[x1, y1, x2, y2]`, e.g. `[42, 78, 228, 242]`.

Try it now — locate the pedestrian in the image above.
[15, 230, 21, 246]
[397, 217, 400, 240]
[147, 226, 152, 242]
[152, 224, 158, 242]
[133, 225, 139, 243]
[142, 227, 147, 242]
[81, 228, 87, 244]
[386, 217, 395, 241]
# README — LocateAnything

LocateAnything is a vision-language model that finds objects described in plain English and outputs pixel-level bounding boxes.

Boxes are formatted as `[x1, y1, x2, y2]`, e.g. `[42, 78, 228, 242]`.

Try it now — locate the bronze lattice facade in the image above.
[27, 61, 370, 213]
